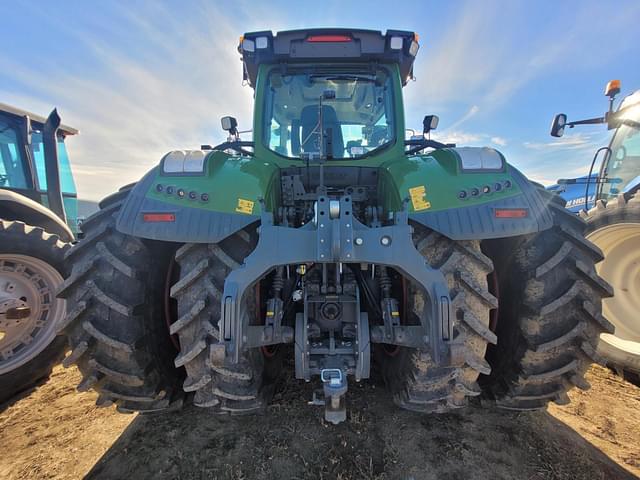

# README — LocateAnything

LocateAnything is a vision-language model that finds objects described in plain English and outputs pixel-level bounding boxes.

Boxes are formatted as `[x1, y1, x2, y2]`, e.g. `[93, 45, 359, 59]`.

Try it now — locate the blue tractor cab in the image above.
[0, 103, 79, 239]
[0, 103, 78, 405]
[550, 83, 640, 210]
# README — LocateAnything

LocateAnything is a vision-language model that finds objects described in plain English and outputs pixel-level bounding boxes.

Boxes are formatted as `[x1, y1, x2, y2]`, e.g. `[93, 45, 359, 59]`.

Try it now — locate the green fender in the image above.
[378, 148, 554, 240]
[115, 151, 279, 242]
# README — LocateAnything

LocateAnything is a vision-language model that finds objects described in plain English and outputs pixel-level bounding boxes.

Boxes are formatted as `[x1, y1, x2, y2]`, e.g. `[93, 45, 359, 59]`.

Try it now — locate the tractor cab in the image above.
[550, 81, 640, 208]
[0, 103, 78, 238]
[599, 90, 640, 201]
[235, 29, 419, 162]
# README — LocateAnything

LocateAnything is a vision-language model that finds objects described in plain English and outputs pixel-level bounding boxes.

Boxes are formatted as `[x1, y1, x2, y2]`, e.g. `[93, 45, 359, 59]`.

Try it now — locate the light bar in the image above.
[307, 34, 352, 42]
[239, 29, 420, 87]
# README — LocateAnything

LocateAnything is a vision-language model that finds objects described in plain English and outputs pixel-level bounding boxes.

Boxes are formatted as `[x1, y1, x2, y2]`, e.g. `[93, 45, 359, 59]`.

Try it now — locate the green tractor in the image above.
[0, 103, 78, 404]
[59, 29, 612, 423]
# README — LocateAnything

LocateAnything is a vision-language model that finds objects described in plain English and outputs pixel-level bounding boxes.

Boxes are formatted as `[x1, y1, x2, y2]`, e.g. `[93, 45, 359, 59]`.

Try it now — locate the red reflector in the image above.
[307, 34, 352, 43]
[495, 208, 529, 218]
[143, 213, 176, 222]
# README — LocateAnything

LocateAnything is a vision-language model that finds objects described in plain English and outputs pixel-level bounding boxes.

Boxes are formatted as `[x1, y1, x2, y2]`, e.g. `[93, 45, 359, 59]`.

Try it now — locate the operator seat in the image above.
[300, 105, 344, 158]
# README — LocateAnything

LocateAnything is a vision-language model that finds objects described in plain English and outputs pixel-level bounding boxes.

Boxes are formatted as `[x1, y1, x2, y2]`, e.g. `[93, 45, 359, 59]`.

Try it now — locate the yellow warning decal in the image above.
[235, 198, 254, 214]
[408, 185, 431, 211]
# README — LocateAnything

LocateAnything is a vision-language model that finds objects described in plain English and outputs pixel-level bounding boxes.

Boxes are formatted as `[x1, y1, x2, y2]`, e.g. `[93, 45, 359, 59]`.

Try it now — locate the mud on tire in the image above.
[480, 190, 614, 410]
[57, 193, 185, 413]
[171, 231, 279, 414]
[380, 225, 497, 413]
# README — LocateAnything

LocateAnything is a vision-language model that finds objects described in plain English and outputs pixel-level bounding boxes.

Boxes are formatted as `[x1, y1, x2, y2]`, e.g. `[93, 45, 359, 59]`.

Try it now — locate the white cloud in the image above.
[523, 133, 599, 151]
[431, 130, 508, 148]
[445, 105, 479, 130]
[432, 130, 483, 146]
[523, 172, 560, 187]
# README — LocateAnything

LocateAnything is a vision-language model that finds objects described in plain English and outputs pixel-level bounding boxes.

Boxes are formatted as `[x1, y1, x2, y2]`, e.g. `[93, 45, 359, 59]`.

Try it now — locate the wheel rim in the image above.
[0, 254, 65, 374]
[587, 223, 640, 344]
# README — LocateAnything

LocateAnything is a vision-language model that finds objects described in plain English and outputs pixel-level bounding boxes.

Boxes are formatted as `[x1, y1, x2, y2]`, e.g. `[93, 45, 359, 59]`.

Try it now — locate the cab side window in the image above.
[602, 124, 640, 197]
[30, 131, 77, 195]
[0, 119, 29, 189]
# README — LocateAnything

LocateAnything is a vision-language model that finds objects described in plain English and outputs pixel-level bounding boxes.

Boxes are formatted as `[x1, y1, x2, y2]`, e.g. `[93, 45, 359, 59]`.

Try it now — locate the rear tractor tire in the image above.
[481, 190, 614, 410]
[170, 232, 280, 414]
[581, 193, 640, 382]
[0, 221, 69, 405]
[380, 225, 498, 413]
[57, 193, 185, 413]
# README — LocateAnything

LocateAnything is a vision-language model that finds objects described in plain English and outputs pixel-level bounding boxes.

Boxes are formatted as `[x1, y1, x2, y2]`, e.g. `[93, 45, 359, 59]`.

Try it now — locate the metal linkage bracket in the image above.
[370, 324, 428, 348]
[294, 288, 370, 382]
[216, 195, 453, 365]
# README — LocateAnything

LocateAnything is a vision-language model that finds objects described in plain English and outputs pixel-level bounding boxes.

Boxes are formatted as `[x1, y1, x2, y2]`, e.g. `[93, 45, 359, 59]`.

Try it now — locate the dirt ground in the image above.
[1, 364, 638, 480]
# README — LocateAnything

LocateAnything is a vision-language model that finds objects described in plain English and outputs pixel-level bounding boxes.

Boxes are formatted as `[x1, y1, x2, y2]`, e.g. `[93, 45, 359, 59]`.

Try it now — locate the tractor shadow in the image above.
[85, 372, 636, 480]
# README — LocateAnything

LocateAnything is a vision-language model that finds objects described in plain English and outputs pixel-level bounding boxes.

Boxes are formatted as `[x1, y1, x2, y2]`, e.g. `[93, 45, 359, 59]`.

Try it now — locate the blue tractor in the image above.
[550, 81, 640, 383]
[0, 103, 78, 404]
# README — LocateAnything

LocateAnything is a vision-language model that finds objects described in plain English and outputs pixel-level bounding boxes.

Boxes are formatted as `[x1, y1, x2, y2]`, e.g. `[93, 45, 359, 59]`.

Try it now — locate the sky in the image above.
[2, 0, 639, 201]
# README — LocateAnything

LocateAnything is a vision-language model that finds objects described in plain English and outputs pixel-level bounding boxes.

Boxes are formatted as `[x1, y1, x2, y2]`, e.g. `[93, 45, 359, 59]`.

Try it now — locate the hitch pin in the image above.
[320, 368, 348, 421]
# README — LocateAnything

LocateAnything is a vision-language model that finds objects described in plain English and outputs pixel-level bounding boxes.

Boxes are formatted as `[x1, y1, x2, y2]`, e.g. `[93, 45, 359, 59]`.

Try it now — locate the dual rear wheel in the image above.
[480, 191, 614, 409]
[57, 190, 612, 414]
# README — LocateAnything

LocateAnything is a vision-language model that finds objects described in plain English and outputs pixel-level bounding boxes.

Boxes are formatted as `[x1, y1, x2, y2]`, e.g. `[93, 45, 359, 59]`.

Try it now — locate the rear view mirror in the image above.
[550, 113, 567, 137]
[423, 115, 439, 135]
[322, 90, 336, 100]
[221, 116, 238, 135]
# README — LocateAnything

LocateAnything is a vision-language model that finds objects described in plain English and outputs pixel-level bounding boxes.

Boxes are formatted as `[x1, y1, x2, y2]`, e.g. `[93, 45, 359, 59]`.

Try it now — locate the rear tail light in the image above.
[143, 213, 176, 222]
[494, 208, 529, 218]
[307, 34, 352, 42]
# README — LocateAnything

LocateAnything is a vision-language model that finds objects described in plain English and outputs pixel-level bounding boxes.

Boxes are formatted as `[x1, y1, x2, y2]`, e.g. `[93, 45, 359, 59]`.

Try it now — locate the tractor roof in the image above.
[620, 89, 640, 111]
[238, 28, 419, 88]
[0, 102, 78, 136]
